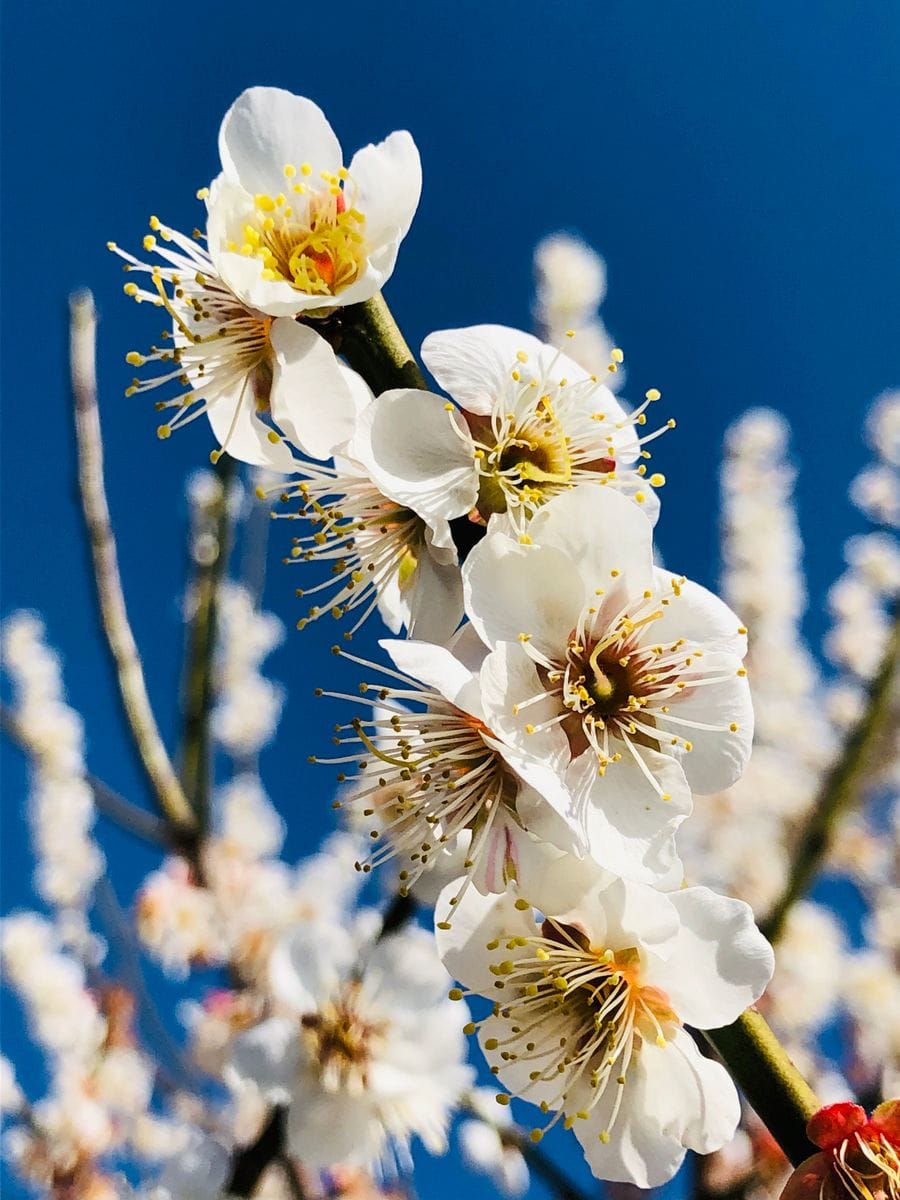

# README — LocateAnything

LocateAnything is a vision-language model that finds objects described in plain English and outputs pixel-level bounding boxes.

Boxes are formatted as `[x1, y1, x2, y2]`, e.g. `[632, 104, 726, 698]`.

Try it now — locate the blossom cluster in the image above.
[101, 85, 782, 1189]
[2, 83, 897, 1200]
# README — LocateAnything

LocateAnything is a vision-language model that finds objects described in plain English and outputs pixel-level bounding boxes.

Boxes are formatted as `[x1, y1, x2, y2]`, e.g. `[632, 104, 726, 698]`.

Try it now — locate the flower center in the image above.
[301, 986, 386, 1093]
[237, 168, 368, 298]
[468, 400, 575, 518]
[477, 918, 679, 1142]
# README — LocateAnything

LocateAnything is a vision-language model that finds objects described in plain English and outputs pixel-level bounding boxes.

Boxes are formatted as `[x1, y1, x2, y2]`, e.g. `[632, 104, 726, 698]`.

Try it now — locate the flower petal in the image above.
[464, 534, 585, 658]
[526, 485, 656, 595]
[269, 320, 362, 459]
[227, 1017, 300, 1101]
[646, 887, 774, 1029]
[348, 130, 422, 246]
[350, 389, 478, 521]
[576, 750, 690, 888]
[218, 87, 342, 195]
[380, 638, 480, 715]
[269, 922, 355, 1012]
[651, 571, 749, 658]
[205, 376, 297, 470]
[421, 325, 556, 416]
[666, 648, 754, 793]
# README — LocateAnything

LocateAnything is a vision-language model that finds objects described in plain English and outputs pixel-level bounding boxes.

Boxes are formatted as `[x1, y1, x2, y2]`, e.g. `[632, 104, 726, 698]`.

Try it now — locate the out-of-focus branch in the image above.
[70, 290, 196, 838]
[227, 1108, 286, 1197]
[178, 456, 234, 834]
[1, 702, 172, 849]
[336, 292, 428, 394]
[704, 1008, 819, 1167]
[761, 602, 900, 943]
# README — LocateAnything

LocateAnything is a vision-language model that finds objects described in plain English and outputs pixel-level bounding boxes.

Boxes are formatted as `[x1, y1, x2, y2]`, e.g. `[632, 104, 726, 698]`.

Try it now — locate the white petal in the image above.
[479, 641, 570, 771]
[464, 534, 585, 657]
[285, 1087, 383, 1167]
[380, 638, 480, 715]
[575, 1029, 739, 1185]
[219, 87, 342, 195]
[647, 887, 774, 1028]
[269, 320, 360, 459]
[365, 925, 451, 1011]
[526, 485, 656, 595]
[227, 1018, 299, 1101]
[348, 130, 422, 246]
[577, 750, 690, 888]
[434, 885, 532, 992]
[349, 390, 478, 521]
[269, 922, 355, 1012]
[555, 873, 680, 961]
[403, 535, 465, 643]
[667, 649, 754, 793]
[205, 377, 297, 470]
[651, 571, 749, 658]
[421, 325, 581, 417]
[488, 736, 588, 856]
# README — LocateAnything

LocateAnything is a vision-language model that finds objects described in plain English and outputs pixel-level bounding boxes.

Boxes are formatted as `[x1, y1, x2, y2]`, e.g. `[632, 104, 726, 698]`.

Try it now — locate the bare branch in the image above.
[69, 290, 196, 837]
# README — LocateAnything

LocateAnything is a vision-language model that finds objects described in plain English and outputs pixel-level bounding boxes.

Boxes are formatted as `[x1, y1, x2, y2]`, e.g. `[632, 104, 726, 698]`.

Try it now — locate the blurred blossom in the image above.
[212, 583, 285, 759]
[766, 903, 845, 1036]
[1, 613, 104, 909]
[458, 1089, 529, 1196]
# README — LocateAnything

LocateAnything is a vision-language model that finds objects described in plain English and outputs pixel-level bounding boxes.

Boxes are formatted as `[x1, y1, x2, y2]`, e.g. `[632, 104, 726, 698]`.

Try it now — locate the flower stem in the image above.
[178, 455, 234, 834]
[70, 290, 197, 839]
[336, 292, 428, 393]
[761, 602, 900, 944]
[704, 1007, 819, 1167]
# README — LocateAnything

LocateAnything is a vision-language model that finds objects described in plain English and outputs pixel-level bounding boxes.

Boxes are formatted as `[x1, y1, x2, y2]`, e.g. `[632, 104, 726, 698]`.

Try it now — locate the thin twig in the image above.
[761, 602, 900, 943]
[93, 876, 203, 1092]
[1, 702, 172, 849]
[227, 1108, 286, 1197]
[69, 290, 196, 837]
[179, 455, 234, 834]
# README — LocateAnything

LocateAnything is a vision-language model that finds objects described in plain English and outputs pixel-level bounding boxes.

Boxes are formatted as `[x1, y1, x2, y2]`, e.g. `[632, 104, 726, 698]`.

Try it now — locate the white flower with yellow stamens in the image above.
[227, 919, 472, 1170]
[437, 872, 773, 1187]
[463, 485, 753, 887]
[206, 87, 421, 316]
[350, 325, 670, 535]
[316, 637, 586, 914]
[273, 435, 464, 642]
[109, 217, 365, 466]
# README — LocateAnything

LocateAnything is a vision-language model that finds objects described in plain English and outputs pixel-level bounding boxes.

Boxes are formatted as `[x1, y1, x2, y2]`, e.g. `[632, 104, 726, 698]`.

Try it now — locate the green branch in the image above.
[336, 292, 428, 393]
[704, 1008, 819, 1167]
[178, 456, 234, 835]
[762, 602, 900, 943]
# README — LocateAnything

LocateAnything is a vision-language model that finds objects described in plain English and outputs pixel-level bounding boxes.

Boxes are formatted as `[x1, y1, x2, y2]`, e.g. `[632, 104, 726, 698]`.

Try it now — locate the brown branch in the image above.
[69, 290, 196, 837]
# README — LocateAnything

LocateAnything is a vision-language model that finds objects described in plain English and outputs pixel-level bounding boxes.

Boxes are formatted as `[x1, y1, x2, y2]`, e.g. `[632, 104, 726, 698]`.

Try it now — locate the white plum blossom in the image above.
[110, 217, 365, 468]
[458, 1088, 529, 1196]
[112, 85, 420, 467]
[463, 485, 753, 885]
[228, 919, 473, 1169]
[206, 86, 421, 318]
[438, 871, 773, 1188]
[351, 325, 668, 537]
[277, 443, 464, 641]
[533, 234, 624, 387]
[320, 637, 587, 912]
[1, 613, 104, 910]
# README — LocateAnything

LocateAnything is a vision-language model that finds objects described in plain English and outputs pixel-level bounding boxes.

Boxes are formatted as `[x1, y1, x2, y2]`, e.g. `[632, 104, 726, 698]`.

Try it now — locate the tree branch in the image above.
[761, 602, 900, 943]
[703, 1007, 819, 1167]
[334, 292, 428, 394]
[178, 456, 234, 834]
[70, 290, 196, 838]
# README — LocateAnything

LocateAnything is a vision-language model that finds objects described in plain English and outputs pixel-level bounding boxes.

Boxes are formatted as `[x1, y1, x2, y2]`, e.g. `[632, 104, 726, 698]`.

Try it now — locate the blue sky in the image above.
[2, 2, 899, 1196]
